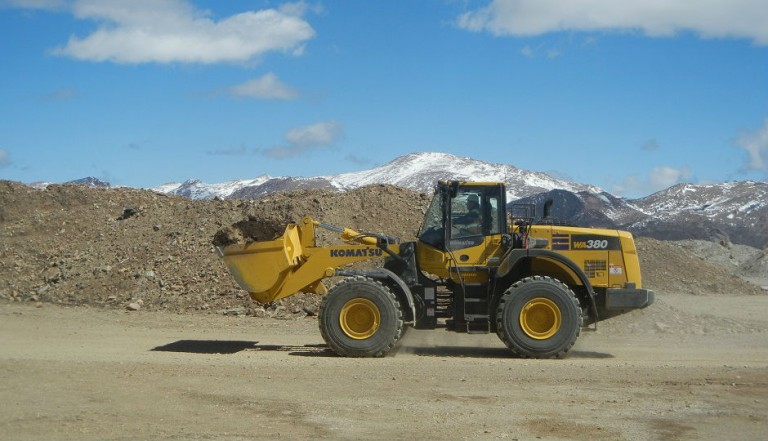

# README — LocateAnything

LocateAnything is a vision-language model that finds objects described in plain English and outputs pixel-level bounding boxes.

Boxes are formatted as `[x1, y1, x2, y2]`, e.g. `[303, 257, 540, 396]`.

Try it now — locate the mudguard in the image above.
[496, 248, 599, 323]
[335, 268, 417, 325]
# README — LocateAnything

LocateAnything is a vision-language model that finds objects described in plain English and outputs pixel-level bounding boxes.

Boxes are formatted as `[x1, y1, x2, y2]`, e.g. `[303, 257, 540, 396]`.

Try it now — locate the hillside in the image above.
[148, 152, 768, 248]
[0, 181, 429, 316]
[515, 183, 768, 248]
[1, 180, 765, 318]
[153, 152, 602, 200]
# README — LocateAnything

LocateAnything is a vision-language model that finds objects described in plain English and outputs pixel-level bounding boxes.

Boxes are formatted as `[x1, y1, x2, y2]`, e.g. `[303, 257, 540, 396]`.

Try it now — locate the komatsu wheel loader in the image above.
[217, 181, 654, 358]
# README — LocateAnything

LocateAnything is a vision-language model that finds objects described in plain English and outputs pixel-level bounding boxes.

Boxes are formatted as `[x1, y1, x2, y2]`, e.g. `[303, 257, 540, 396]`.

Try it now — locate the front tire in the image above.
[496, 276, 582, 359]
[319, 277, 403, 357]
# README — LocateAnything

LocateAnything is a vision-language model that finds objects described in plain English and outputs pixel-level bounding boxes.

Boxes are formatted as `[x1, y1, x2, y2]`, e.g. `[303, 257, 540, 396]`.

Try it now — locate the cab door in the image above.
[446, 185, 505, 280]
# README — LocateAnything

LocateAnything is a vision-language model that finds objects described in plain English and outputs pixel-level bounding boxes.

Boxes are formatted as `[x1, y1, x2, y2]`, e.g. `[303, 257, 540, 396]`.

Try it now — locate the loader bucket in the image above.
[217, 223, 304, 303]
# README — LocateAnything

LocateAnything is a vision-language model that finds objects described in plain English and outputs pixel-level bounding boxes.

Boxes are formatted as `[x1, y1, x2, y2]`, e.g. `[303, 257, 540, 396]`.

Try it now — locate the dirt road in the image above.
[2, 292, 767, 441]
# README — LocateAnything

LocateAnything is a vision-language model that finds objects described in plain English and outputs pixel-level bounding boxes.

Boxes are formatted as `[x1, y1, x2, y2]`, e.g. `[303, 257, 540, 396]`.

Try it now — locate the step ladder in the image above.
[463, 295, 490, 334]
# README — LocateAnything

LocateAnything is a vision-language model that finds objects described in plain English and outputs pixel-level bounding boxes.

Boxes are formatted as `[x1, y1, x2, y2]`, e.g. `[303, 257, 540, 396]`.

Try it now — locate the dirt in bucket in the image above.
[211, 215, 289, 247]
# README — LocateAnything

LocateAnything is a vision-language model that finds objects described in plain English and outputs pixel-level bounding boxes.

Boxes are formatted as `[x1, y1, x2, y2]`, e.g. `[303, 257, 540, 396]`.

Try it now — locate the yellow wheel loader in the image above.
[217, 181, 654, 358]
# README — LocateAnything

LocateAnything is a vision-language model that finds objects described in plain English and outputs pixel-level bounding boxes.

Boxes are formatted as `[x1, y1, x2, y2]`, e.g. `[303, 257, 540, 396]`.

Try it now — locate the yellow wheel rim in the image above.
[519, 297, 562, 340]
[340, 298, 381, 340]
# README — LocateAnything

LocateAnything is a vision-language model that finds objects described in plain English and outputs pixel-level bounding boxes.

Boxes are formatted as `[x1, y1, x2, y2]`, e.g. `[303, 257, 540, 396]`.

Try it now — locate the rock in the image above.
[117, 207, 139, 220]
[126, 302, 141, 311]
[42, 266, 62, 283]
[218, 307, 246, 316]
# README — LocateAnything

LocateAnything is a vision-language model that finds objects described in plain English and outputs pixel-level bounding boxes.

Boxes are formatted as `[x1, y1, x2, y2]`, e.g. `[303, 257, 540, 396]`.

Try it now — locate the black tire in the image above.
[319, 276, 403, 357]
[496, 276, 582, 359]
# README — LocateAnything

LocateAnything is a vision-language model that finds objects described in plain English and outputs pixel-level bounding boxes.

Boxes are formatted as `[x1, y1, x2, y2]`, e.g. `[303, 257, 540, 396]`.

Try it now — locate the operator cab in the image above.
[418, 181, 506, 251]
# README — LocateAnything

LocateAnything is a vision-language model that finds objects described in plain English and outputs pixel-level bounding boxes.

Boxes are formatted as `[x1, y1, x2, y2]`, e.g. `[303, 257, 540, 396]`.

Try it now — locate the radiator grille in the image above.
[584, 260, 607, 278]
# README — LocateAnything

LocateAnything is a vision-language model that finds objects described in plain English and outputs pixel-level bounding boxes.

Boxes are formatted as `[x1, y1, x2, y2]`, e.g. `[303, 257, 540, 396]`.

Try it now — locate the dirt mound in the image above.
[0, 181, 428, 317]
[1, 180, 765, 326]
[636, 237, 764, 296]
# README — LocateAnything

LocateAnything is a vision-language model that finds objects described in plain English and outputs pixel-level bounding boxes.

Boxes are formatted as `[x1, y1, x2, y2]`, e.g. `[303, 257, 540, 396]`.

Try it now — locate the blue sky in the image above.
[1, 0, 767, 198]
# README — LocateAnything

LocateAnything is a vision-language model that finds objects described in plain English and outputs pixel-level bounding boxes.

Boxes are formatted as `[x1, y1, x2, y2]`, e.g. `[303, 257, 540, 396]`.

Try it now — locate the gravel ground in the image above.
[2, 180, 768, 440]
[1, 294, 766, 441]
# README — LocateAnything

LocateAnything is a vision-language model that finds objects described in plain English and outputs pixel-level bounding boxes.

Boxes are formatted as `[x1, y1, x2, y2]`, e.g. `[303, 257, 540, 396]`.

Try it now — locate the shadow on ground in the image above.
[151, 340, 332, 356]
[151, 340, 613, 359]
[397, 346, 613, 359]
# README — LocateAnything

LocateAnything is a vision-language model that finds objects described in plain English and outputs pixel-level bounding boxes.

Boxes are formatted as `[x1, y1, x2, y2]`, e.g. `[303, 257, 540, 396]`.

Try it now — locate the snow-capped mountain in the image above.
[632, 181, 768, 219]
[326, 152, 602, 199]
[154, 176, 273, 200]
[152, 152, 602, 201]
[27, 177, 111, 190]
[628, 181, 768, 248]
[515, 182, 768, 248]
[48, 153, 767, 248]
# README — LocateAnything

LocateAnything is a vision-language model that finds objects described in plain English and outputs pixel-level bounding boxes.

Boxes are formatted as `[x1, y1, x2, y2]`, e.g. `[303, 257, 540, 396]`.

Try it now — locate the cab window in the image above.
[451, 190, 483, 238]
[450, 186, 502, 239]
[417, 192, 444, 248]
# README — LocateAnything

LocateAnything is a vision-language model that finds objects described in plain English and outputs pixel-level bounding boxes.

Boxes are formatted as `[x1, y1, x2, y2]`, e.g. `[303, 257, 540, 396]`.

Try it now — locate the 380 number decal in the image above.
[570, 235, 620, 250]
[573, 239, 608, 249]
[586, 239, 609, 249]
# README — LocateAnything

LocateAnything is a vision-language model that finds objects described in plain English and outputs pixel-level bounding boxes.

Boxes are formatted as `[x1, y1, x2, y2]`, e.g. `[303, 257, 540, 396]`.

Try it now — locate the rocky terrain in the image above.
[0, 180, 430, 317]
[2, 179, 766, 321]
[2, 179, 768, 441]
[515, 182, 768, 249]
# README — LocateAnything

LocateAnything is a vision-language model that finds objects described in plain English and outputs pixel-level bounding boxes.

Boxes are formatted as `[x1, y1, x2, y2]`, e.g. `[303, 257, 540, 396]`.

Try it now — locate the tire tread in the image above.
[496, 275, 583, 359]
[319, 276, 403, 357]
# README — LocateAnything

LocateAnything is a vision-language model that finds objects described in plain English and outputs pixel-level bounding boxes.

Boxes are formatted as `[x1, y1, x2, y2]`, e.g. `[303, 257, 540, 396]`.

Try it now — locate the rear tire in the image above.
[319, 277, 403, 357]
[496, 276, 582, 359]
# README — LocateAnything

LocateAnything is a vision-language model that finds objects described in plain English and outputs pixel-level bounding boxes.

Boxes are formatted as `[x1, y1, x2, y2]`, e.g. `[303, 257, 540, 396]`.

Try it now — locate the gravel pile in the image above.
[1, 180, 765, 325]
[0, 181, 428, 317]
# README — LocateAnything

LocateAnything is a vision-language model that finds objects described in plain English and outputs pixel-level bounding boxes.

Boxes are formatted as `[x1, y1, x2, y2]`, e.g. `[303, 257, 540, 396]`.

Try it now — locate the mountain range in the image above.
[150, 152, 601, 201]
[151, 152, 768, 248]
[30, 152, 768, 248]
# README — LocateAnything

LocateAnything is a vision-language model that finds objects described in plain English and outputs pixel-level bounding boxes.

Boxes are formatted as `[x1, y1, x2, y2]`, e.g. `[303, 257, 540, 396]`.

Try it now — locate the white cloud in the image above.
[229, 73, 298, 100]
[47, 0, 315, 64]
[649, 166, 691, 189]
[262, 120, 343, 159]
[0, 148, 10, 168]
[285, 121, 342, 147]
[610, 174, 643, 197]
[737, 117, 768, 171]
[611, 165, 691, 197]
[458, 0, 768, 45]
